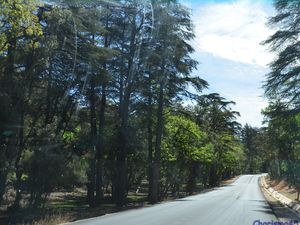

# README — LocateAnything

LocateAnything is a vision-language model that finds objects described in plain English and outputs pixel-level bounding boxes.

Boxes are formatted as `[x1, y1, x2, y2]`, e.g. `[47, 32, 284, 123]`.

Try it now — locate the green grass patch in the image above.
[46, 199, 89, 210]
[127, 193, 148, 203]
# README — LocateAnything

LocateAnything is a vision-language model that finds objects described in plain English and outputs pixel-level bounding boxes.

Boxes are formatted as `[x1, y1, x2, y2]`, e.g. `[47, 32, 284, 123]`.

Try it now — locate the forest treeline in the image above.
[261, 0, 300, 198]
[239, 0, 300, 201]
[0, 0, 248, 211]
[1, 0, 300, 215]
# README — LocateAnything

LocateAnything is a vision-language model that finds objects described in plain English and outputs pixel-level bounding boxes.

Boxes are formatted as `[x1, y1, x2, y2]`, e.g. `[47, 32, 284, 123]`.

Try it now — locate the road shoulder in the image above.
[259, 176, 300, 223]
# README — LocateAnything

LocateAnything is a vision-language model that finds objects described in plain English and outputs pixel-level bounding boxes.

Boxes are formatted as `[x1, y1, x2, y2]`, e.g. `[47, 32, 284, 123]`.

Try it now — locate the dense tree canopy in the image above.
[0, 0, 250, 218]
[262, 0, 300, 199]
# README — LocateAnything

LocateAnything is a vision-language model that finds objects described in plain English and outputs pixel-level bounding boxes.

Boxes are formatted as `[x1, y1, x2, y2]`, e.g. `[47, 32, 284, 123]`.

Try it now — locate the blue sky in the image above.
[181, 0, 275, 127]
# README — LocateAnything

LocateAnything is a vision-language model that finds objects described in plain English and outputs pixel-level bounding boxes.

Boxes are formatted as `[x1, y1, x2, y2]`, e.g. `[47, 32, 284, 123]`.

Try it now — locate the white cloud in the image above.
[191, 0, 275, 67]
[186, 0, 276, 126]
[232, 95, 268, 127]
[194, 50, 269, 127]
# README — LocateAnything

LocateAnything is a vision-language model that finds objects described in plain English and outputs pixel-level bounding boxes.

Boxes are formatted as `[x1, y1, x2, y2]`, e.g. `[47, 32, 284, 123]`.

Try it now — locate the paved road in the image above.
[69, 175, 277, 225]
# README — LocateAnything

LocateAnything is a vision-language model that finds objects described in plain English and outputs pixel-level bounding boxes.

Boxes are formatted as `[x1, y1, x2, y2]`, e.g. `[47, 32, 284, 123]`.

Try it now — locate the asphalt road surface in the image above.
[68, 175, 277, 225]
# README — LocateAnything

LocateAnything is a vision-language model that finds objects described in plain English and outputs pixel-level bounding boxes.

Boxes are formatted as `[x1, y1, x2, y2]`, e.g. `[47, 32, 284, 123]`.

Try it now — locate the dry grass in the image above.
[220, 175, 241, 186]
[266, 176, 300, 202]
[5, 176, 241, 225]
[17, 214, 70, 225]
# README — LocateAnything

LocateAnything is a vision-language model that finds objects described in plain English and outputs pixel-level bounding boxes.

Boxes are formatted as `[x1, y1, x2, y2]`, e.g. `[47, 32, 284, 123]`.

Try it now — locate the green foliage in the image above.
[262, 0, 300, 190]
[22, 149, 87, 207]
[0, 0, 43, 54]
[162, 115, 213, 163]
[263, 0, 300, 111]
[0, 0, 248, 211]
[262, 102, 300, 188]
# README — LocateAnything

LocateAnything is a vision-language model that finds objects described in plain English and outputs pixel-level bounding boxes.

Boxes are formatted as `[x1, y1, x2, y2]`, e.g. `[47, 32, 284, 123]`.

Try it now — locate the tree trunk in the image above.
[0, 171, 7, 206]
[87, 75, 97, 207]
[10, 47, 34, 210]
[115, 154, 127, 207]
[209, 163, 217, 187]
[150, 78, 165, 204]
[95, 7, 110, 205]
[186, 162, 198, 195]
[95, 85, 106, 205]
[0, 38, 16, 207]
[115, 93, 130, 207]
[114, 12, 139, 207]
[147, 74, 153, 201]
[10, 107, 25, 211]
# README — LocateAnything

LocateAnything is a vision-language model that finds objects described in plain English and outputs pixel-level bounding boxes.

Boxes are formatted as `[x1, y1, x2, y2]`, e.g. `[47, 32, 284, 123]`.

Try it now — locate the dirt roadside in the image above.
[260, 176, 300, 223]
[1, 176, 241, 225]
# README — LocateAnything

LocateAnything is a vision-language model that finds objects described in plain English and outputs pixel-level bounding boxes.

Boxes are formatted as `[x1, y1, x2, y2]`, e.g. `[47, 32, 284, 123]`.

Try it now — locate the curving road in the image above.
[68, 175, 277, 225]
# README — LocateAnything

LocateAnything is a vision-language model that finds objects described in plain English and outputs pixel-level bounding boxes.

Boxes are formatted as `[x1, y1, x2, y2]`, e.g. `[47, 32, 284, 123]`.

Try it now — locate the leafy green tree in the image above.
[162, 115, 213, 195]
[193, 94, 242, 186]
[263, 0, 300, 111]
[262, 102, 300, 199]
[0, 0, 250, 214]
[263, 0, 300, 201]
[0, 0, 43, 208]
[241, 124, 260, 173]
[146, 1, 207, 204]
